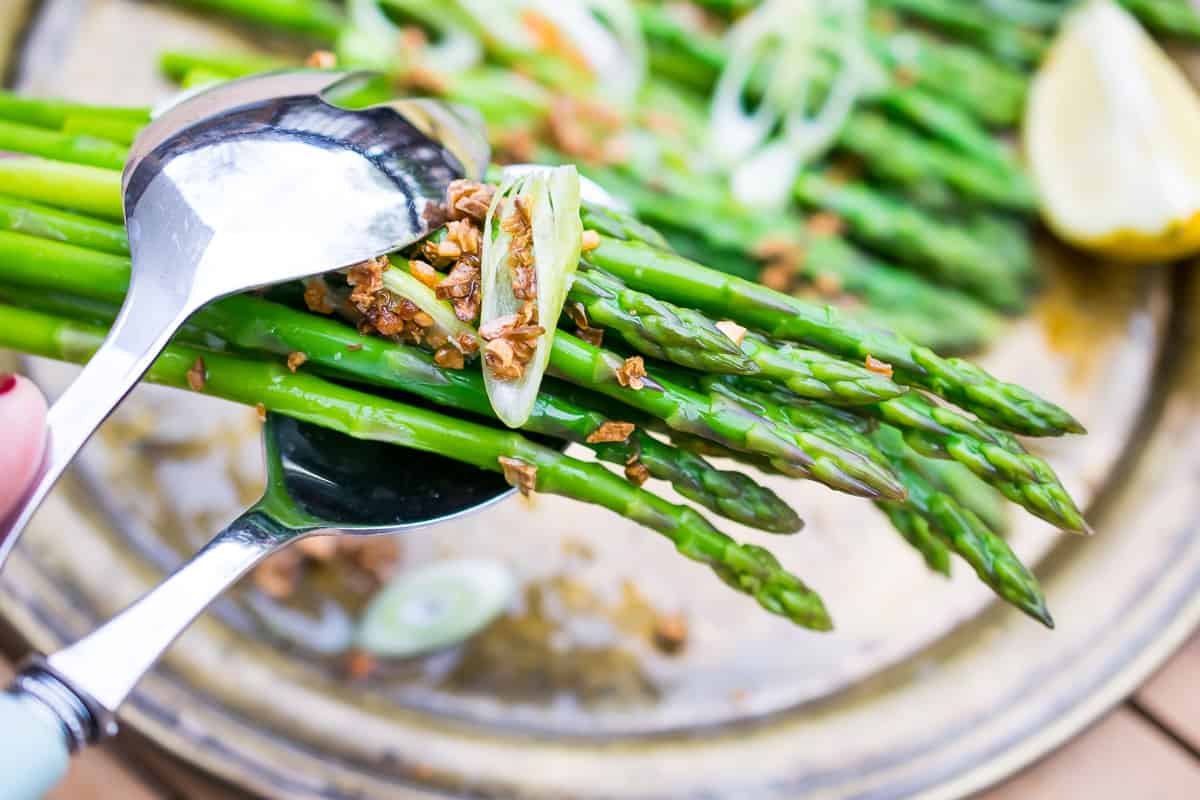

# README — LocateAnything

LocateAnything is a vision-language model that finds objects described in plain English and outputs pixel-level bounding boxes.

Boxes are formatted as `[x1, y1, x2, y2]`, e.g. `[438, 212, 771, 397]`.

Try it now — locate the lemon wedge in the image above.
[1025, 0, 1200, 263]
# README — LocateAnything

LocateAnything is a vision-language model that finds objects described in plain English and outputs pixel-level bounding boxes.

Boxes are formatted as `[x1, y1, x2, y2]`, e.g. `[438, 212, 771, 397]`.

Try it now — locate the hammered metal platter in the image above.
[3, 1, 1200, 797]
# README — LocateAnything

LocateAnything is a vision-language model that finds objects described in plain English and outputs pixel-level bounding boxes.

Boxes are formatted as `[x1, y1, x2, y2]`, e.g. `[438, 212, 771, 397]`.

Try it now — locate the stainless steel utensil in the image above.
[1, 414, 515, 799]
[0, 68, 489, 565]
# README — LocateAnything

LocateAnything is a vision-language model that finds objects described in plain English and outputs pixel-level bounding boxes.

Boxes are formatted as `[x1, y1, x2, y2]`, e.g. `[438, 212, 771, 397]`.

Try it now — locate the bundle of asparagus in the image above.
[125, 0, 1028, 352]
[0, 87, 1084, 629]
[114, 0, 1200, 368]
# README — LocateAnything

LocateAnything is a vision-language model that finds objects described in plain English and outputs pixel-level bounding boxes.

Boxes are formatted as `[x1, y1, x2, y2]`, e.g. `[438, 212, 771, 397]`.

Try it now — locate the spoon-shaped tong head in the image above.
[0, 70, 489, 564]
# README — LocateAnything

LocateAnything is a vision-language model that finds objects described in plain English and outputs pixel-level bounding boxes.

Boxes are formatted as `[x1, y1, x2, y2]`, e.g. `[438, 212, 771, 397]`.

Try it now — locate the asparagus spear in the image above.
[0, 119, 128, 170]
[919, 458, 1010, 535]
[0, 157, 122, 222]
[201, 303, 801, 534]
[582, 166, 1009, 348]
[872, 425, 1052, 627]
[60, 116, 145, 146]
[548, 333, 908, 498]
[1120, 0, 1200, 38]
[571, 266, 910, 403]
[871, 83, 1019, 168]
[159, 49, 289, 82]
[169, 0, 344, 39]
[793, 172, 1029, 310]
[837, 110, 1038, 212]
[568, 267, 760, 375]
[705, 369, 1081, 532]
[608, 433, 803, 534]
[0, 301, 830, 629]
[585, 237, 1083, 436]
[869, 392, 1088, 533]
[664, 368, 908, 494]
[873, 0, 1049, 65]
[799, 235, 1005, 354]
[982, 0, 1200, 41]
[866, 29, 1028, 127]
[0, 195, 128, 255]
[879, 504, 953, 575]
[0, 92, 149, 129]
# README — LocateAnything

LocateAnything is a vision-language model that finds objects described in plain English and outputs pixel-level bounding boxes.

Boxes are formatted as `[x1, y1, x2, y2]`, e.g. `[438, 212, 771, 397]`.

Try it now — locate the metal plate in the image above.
[3, 1, 1200, 797]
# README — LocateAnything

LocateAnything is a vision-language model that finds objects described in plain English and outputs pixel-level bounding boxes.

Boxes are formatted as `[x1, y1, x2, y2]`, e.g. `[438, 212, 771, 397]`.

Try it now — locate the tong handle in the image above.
[0, 689, 70, 800]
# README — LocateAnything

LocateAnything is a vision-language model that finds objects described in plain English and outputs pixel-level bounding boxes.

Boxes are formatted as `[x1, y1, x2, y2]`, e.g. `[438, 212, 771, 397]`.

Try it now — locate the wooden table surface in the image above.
[4, 630, 1198, 798]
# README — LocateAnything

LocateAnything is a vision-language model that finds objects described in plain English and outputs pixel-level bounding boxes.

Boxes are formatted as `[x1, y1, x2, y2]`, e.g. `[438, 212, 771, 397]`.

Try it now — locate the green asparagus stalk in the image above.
[793, 172, 1029, 310]
[837, 110, 1038, 212]
[548, 333, 908, 498]
[170, 0, 344, 39]
[571, 266, 910, 404]
[60, 115, 146, 146]
[879, 504, 954, 575]
[870, 393, 1088, 533]
[717, 369, 1082, 533]
[982, 0, 1200, 41]
[799, 235, 1005, 354]
[159, 49, 290, 82]
[671, 369, 905, 494]
[920, 458, 1010, 536]
[609, 433, 803, 534]
[582, 166, 1008, 349]
[0, 120, 128, 171]
[577, 201, 672, 251]
[872, 425, 1052, 627]
[585, 236, 1083, 436]
[873, 0, 1049, 65]
[0, 195, 128, 255]
[0, 301, 829, 629]
[0, 156, 123, 222]
[865, 394, 1084, 532]
[871, 83, 1018, 168]
[0, 92, 149, 129]
[1120, 0, 1200, 38]
[866, 29, 1028, 127]
[568, 267, 760, 375]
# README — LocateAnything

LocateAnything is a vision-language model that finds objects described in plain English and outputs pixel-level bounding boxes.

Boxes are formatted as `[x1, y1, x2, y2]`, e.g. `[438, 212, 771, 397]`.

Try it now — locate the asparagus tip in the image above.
[1029, 602, 1055, 630]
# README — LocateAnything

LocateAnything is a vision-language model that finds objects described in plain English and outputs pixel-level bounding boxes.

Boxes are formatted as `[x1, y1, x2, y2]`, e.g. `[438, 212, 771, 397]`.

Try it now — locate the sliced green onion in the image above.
[481, 165, 582, 428]
[356, 559, 515, 658]
[379, 261, 478, 350]
[709, 0, 881, 210]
